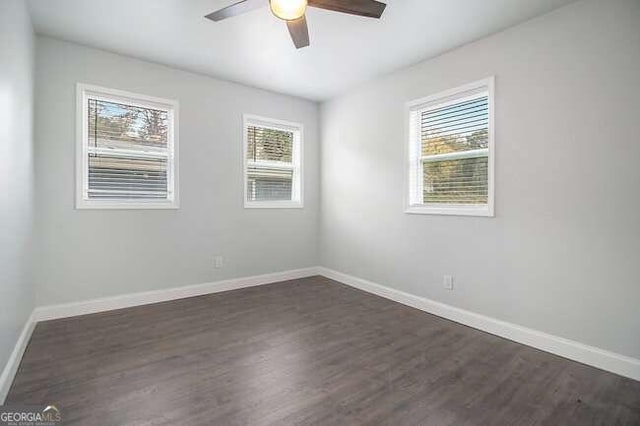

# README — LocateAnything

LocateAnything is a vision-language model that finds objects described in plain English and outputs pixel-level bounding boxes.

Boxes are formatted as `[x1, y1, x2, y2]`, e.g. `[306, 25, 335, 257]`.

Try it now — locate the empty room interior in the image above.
[1, 0, 640, 424]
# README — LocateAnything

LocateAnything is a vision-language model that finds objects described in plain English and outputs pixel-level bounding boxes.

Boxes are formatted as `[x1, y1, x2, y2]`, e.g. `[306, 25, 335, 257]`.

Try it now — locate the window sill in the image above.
[405, 205, 494, 217]
[244, 201, 303, 209]
[76, 200, 179, 210]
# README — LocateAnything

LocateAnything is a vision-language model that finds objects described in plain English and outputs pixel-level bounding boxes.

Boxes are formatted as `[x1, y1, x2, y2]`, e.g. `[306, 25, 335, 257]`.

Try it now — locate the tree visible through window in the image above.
[407, 78, 494, 216]
[77, 84, 178, 209]
[421, 97, 489, 205]
[87, 99, 169, 200]
[244, 115, 302, 208]
[247, 126, 293, 201]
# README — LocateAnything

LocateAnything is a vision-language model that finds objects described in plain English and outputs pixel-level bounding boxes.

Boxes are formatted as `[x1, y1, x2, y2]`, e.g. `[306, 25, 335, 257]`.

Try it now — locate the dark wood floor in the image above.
[8, 276, 640, 425]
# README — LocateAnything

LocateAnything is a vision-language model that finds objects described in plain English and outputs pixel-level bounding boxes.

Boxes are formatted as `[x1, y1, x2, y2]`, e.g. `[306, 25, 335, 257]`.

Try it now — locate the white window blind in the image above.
[243, 115, 303, 208]
[77, 85, 178, 209]
[407, 78, 494, 216]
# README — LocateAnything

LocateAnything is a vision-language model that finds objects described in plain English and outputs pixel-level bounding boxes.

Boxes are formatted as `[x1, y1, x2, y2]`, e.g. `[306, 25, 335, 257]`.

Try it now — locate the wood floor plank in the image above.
[7, 276, 640, 425]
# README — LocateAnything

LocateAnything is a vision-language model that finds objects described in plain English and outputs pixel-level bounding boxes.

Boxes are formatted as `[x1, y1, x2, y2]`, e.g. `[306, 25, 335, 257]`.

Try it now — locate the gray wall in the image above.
[35, 37, 320, 306]
[0, 0, 35, 369]
[320, 0, 640, 359]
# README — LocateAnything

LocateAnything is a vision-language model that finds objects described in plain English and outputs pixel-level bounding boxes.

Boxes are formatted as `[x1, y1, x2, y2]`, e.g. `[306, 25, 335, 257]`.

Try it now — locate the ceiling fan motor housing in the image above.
[270, 0, 308, 21]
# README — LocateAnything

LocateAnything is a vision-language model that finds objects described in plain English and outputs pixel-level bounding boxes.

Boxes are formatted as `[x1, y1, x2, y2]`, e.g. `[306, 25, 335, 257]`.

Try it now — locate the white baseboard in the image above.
[317, 267, 640, 382]
[33, 267, 320, 322]
[0, 312, 37, 404]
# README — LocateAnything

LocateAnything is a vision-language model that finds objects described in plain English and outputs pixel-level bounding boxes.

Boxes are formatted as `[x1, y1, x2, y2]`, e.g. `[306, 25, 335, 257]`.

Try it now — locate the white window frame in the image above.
[405, 77, 495, 217]
[243, 114, 303, 209]
[76, 83, 179, 209]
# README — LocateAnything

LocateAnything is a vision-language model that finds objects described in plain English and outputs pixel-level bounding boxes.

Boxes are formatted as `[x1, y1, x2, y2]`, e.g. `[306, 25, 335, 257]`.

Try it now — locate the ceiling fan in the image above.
[205, 0, 387, 49]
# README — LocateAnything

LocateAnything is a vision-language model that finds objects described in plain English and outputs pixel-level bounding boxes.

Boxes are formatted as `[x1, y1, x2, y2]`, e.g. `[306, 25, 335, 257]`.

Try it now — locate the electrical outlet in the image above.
[443, 275, 454, 290]
[214, 256, 224, 269]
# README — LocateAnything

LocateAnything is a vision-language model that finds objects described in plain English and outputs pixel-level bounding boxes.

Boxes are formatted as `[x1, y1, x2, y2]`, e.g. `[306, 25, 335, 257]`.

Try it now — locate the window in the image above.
[406, 77, 494, 216]
[243, 115, 303, 208]
[76, 84, 178, 209]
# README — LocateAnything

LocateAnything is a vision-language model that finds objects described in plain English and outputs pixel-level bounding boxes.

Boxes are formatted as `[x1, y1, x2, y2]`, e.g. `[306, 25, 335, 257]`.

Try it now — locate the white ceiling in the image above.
[27, 0, 575, 101]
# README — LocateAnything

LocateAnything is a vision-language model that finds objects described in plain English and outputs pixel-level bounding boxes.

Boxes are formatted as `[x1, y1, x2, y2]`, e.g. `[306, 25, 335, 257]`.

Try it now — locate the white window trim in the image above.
[404, 77, 495, 217]
[243, 114, 304, 209]
[76, 83, 179, 210]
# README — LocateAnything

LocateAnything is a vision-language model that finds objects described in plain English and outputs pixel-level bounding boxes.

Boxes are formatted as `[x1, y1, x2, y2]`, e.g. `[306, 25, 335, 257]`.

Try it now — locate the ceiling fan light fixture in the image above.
[270, 0, 308, 21]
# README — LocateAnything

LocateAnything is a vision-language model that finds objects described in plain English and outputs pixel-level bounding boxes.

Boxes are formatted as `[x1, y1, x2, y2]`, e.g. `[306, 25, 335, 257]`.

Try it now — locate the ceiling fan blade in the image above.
[204, 0, 264, 22]
[308, 0, 386, 19]
[287, 16, 310, 49]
